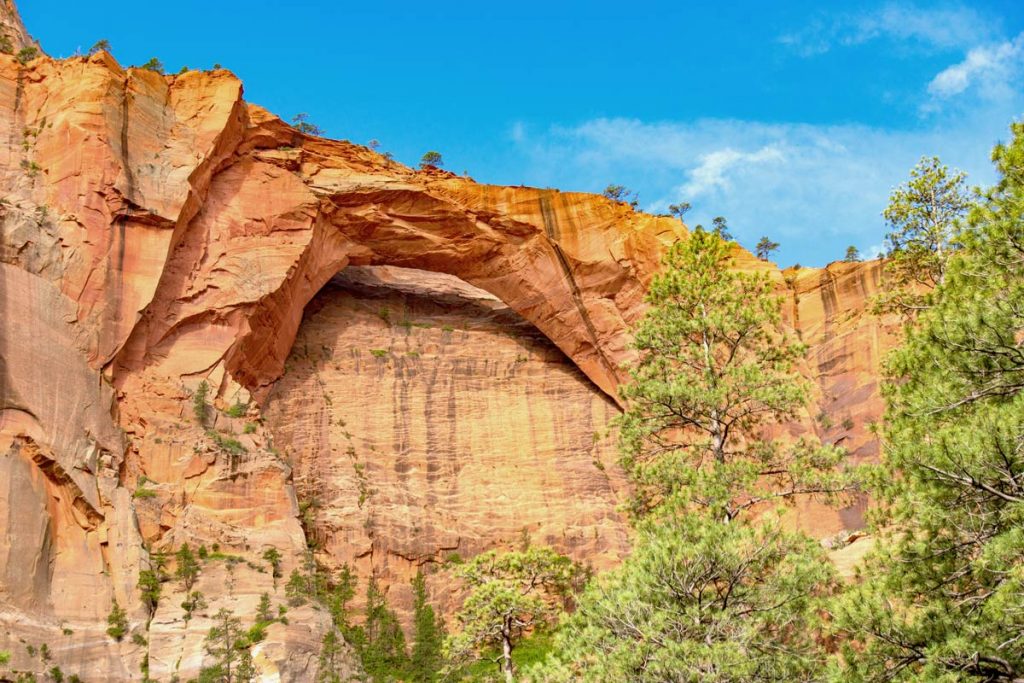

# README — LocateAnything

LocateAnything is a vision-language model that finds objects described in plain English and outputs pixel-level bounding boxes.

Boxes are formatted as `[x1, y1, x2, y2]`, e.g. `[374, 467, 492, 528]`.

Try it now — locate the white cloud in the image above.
[779, 2, 993, 56]
[678, 146, 785, 198]
[928, 34, 1024, 99]
[510, 111, 1012, 265]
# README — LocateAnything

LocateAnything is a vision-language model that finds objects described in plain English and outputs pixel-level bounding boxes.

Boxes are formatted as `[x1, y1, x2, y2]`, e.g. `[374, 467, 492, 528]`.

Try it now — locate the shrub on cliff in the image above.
[87, 39, 110, 56]
[106, 600, 128, 641]
[293, 113, 325, 136]
[138, 57, 164, 73]
[419, 151, 444, 169]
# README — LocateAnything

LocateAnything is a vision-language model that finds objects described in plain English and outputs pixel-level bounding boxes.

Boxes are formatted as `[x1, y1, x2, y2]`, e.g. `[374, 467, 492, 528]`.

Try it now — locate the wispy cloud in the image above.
[928, 33, 1024, 100]
[511, 111, 1011, 265]
[679, 146, 785, 198]
[507, 2, 1022, 266]
[779, 2, 994, 56]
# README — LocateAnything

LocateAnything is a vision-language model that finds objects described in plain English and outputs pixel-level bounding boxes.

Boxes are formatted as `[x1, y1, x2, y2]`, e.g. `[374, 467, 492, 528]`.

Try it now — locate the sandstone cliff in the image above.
[0, 5, 901, 679]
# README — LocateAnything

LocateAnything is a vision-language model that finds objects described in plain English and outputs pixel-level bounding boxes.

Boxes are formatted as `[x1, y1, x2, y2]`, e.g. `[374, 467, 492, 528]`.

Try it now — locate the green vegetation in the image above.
[199, 608, 257, 682]
[292, 113, 324, 136]
[181, 590, 206, 623]
[0, 34, 12, 54]
[830, 123, 1024, 681]
[755, 234, 780, 259]
[138, 57, 164, 73]
[193, 380, 210, 427]
[87, 39, 111, 55]
[225, 401, 248, 418]
[133, 482, 157, 499]
[872, 155, 970, 317]
[262, 547, 283, 584]
[536, 228, 848, 681]
[138, 568, 162, 614]
[410, 572, 445, 682]
[667, 202, 691, 219]
[444, 547, 582, 682]
[369, 349, 389, 358]
[15, 46, 37, 65]
[616, 230, 848, 521]
[106, 600, 128, 641]
[420, 151, 444, 169]
[601, 184, 629, 201]
[208, 430, 247, 457]
[710, 215, 731, 240]
[845, 244, 862, 262]
[175, 543, 200, 591]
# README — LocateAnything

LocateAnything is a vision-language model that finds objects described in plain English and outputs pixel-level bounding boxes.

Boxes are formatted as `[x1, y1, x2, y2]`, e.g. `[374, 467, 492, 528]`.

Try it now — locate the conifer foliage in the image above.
[831, 124, 1024, 681]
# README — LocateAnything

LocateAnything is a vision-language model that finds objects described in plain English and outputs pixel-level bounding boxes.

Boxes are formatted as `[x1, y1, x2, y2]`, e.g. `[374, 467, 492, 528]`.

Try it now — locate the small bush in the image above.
[369, 349, 388, 358]
[107, 601, 128, 640]
[15, 46, 38, 65]
[243, 422, 257, 434]
[133, 486, 157, 499]
[0, 34, 12, 54]
[419, 151, 443, 169]
[138, 57, 164, 73]
[87, 39, 111, 56]
[225, 401, 247, 418]
[131, 633, 147, 647]
[292, 113, 324, 136]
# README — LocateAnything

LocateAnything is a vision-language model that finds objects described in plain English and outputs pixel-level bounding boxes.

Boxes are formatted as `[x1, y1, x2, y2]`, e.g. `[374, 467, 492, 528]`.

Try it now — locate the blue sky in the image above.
[27, 1, 1024, 266]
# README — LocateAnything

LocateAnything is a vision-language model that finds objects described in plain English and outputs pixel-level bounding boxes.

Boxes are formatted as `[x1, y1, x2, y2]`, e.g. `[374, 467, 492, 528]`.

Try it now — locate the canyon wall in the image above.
[0, 5, 902, 678]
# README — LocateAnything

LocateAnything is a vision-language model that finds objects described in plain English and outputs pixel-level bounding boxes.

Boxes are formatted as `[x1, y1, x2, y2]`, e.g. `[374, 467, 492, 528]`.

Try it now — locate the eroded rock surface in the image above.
[0, 7, 903, 677]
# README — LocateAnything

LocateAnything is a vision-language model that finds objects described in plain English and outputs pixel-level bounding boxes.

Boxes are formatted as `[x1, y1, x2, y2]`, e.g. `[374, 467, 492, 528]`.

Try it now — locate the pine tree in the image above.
[711, 215, 732, 241]
[445, 547, 580, 683]
[255, 593, 273, 624]
[409, 572, 444, 683]
[316, 629, 348, 683]
[541, 511, 835, 681]
[201, 608, 249, 682]
[872, 156, 971, 316]
[844, 245, 861, 262]
[285, 569, 308, 607]
[175, 543, 200, 591]
[541, 229, 848, 680]
[830, 124, 1024, 681]
[261, 547, 282, 585]
[361, 577, 409, 681]
[617, 230, 848, 521]
[137, 568, 161, 614]
[755, 235, 779, 260]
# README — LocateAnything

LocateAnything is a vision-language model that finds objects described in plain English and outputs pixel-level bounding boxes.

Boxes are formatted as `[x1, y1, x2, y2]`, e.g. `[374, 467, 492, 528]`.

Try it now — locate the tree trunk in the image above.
[501, 624, 515, 683]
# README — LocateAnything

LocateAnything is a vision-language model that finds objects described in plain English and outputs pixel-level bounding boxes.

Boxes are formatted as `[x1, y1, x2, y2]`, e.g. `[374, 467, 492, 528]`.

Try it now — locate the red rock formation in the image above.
[0, 4, 903, 677]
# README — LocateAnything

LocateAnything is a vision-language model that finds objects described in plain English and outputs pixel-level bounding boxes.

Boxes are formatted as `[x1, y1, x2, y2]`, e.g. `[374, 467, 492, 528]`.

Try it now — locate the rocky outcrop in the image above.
[0, 6, 903, 678]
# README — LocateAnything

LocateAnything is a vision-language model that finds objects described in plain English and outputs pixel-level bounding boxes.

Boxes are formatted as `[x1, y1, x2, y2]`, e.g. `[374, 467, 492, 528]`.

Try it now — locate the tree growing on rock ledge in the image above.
[292, 113, 325, 136]
[755, 235, 779, 260]
[420, 151, 444, 169]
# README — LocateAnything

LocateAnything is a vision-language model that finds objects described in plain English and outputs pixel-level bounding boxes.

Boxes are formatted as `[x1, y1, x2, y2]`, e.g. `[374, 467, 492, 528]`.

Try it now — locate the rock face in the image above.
[263, 266, 631, 618]
[0, 6, 903, 678]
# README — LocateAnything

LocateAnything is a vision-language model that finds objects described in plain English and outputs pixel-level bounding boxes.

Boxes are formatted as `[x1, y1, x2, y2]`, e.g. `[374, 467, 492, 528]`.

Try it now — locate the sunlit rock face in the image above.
[0, 0, 903, 674]
[264, 266, 631, 617]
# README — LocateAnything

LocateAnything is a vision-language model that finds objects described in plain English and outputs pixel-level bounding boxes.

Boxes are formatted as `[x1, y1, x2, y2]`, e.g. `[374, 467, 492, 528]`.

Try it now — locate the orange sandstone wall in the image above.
[0, 15, 902, 679]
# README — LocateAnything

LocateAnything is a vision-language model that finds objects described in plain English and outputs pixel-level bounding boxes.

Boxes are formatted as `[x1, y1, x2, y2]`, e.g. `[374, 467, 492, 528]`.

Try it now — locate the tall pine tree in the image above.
[831, 125, 1024, 681]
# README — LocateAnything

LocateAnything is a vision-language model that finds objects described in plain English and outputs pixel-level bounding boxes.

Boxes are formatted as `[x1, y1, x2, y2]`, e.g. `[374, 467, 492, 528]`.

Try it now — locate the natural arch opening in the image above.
[262, 265, 631, 617]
